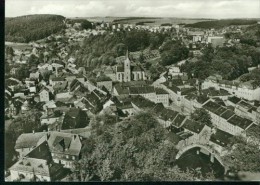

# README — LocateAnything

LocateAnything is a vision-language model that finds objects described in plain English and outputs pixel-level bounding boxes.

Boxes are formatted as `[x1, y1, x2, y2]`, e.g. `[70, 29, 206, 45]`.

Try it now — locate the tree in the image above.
[191, 108, 212, 127]
[223, 135, 260, 172]
[81, 20, 92, 30]
[28, 54, 39, 66]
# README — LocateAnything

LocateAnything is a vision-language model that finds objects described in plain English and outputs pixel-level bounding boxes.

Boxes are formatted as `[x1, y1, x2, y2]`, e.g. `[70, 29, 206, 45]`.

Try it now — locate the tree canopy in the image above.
[5, 14, 65, 42]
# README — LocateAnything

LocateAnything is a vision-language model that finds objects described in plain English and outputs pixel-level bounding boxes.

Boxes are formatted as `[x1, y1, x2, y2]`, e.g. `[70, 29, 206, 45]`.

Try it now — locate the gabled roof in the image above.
[129, 86, 155, 94]
[210, 129, 233, 147]
[131, 95, 156, 108]
[155, 88, 168, 95]
[65, 108, 80, 118]
[228, 96, 241, 104]
[220, 109, 235, 120]
[47, 131, 83, 156]
[15, 132, 46, 149]
[182, 119, 205, 134]
[227, 115, 253, 130]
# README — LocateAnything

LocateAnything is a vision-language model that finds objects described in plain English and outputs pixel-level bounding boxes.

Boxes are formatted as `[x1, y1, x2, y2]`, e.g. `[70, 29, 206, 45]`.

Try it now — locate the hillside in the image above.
[5, 14, 66, 43]
[185, 19, 258, 29]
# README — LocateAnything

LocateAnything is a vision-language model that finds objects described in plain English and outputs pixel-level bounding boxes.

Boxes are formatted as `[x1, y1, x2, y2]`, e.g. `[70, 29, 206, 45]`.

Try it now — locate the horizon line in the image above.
[5, 14, 260, 20]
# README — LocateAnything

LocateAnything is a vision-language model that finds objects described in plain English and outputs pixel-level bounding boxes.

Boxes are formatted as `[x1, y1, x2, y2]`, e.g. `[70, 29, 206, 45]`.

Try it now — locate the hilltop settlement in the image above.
[5, 16, 260, 181]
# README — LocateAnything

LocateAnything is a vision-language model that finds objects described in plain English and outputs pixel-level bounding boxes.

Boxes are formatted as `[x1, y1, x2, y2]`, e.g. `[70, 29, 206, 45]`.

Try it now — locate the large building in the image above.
[202, 75, 260, 101]
[115, 51, 149, 82]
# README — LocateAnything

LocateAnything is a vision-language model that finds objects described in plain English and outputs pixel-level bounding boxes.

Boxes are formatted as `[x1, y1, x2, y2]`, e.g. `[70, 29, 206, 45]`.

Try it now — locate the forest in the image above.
[5, 14, 66, 43]
[71, 30, 170, 67]
[181, 24, 260, 81]
[185, 19, 257, 29]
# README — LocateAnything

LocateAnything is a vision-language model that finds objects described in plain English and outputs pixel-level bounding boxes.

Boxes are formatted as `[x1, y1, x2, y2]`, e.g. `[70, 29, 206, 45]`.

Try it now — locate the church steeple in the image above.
[124, 48, 131, 82]
[126, 48, 129, 60]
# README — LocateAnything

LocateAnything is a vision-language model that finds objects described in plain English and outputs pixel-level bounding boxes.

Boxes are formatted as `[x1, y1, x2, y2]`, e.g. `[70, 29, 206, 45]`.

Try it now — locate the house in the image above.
[29, 71, 40, 81]
[49, 76, 65, 86]
[181, 119, 212, 146]
[96, 80, 113, 92]
[53, 81, 68, 93]
[21, 100, 31, 114]
[128, 86, 169, 107]
[131, 95, 156, 113]
[14, 132, 47, 158]
[209, 128, 233, 154]
[203, 100, 255, 136]
[207, 36, 225, 47]
[39, 88, 50, 102]
[62, 108, 89, 130]
[40, 111, 63, 126]
[152, 104, 181, 128]
[10, 141, 64, 182]
[47, 131, 85, 169]
[117, 101, 135, 117]
[115, 51, 149, 82]
[202, 75, 260, 101]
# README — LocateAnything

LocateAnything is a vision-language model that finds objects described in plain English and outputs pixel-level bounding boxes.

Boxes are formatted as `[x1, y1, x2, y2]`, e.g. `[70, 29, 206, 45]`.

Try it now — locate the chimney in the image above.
[32, 130, 35, 134]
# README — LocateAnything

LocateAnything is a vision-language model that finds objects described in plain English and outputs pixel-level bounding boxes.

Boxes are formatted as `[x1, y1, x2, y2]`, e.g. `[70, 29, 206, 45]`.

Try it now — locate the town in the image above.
[4, 14, 260, 181]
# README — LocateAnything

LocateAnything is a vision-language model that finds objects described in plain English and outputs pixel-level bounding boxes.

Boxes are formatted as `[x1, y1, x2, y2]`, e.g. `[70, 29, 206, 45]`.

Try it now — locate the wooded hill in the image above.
[185, 19, 258, 29]
[5, 14, 66, 43]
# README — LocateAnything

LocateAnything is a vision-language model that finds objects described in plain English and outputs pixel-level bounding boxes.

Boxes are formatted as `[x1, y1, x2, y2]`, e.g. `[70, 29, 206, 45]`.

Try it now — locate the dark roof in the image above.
[155, 107, 179, 123]
[171, 78, 184, 86]
[131, 95, 156, 108]
[114, 84, 129, 95]
[25, 141, 52, 161]
[66, 108, 80, 118]
[210, 129, 233, 147]
[197, 95, 209, 104]
[227, 115, 253, 130]
[47, 131, 83, 156]
[173, 114, 186, 127]
[214, 106, 227, 116]
[181, 87, 197, 95]
[129, 86, 155, 94]
[238, 100, 253, 110]
[182, 119, 205, 134]
[164, 83, 180, 93]
[220, 109, 235, 120]
[203, 101, 222, 114]
[51, 77, 65, 81]
[228, 96, 241, 104]
[155, 88, 169, 95]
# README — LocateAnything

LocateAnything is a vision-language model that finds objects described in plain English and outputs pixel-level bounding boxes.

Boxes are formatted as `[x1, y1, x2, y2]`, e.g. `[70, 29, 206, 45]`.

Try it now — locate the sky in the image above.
[5, 0, 260, 19]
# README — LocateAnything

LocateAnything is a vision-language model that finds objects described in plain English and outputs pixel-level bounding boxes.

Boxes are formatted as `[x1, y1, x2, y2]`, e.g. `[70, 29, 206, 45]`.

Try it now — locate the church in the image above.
[115, 51, 149, 82]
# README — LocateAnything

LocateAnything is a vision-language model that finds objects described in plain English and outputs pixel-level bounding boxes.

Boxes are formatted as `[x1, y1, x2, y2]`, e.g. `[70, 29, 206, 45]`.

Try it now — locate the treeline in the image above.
[113, 17, 161, 23]
[136, 21, 155, 25]
[72, 30, 171, 67]
[5, 14, 66, 43]
[185, 19, 257, 29]
[181, 45, 260, 80]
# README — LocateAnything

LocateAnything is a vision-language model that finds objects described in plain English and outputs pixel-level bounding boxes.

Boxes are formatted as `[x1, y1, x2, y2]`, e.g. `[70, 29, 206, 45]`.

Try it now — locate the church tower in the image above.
[124, 50, 131, 82]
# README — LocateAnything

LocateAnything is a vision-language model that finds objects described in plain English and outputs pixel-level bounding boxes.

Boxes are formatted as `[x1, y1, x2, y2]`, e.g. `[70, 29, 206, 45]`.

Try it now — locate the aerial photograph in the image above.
[4, 0, 260, 182]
